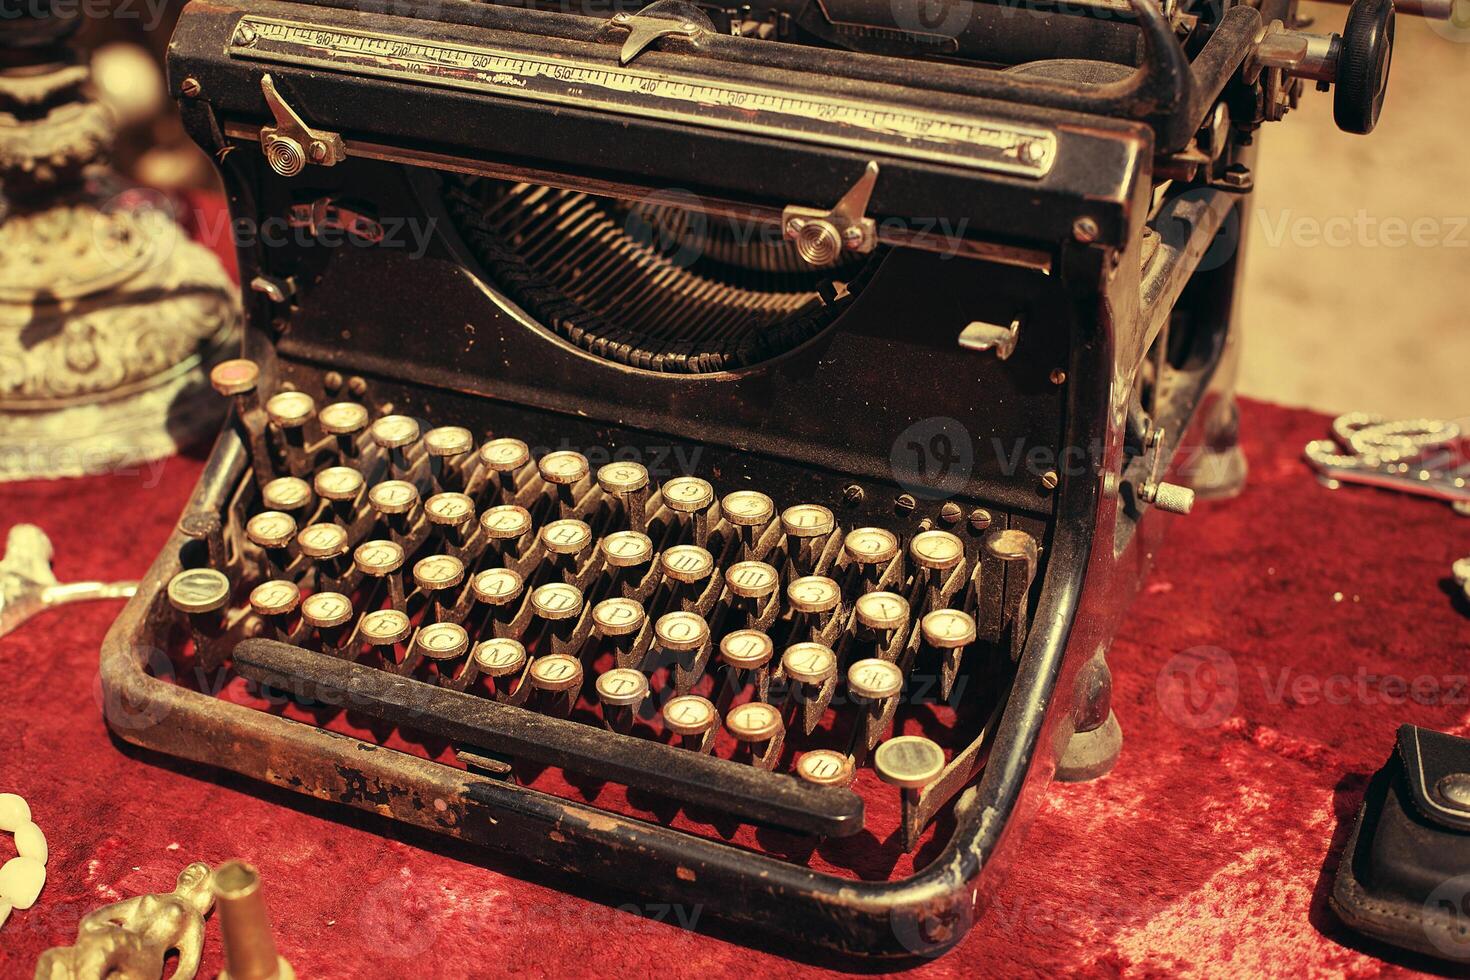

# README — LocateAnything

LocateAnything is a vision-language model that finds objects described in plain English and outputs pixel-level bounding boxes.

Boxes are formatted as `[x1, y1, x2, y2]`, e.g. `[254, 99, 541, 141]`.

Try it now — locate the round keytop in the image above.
[473, 637, 527, 677]
[425, 492, 475, 527]
[413, 554, 465, 591]
[724, 561, 779, 599]
[591, 597, 645, 637]
[787, 575, 841, 614]
[719, 630, 774, 670]
[663, 695, 717, 737]
[528, 653, 583, 692]
[540, 519, 593, 556]
[423, 426, 473, 458]
[781, 642, 837, 685]
[314, 466, 364, 501]
[479, 437, 530, 472]
[531, 582, 583, 620]
[780, 503, 834, 538]
[245, 510, 297, 549]
[921, 609, 977, 649]
[660, 544, 714, 584]
[368, 480, 419, 516]
[248, 579, 300, 617]
[597, 461, 648, 495]
[910, 529, 965, 571]
[166, 568, 230, 614]
[359, 608, 412, 645]
[479, 504, 532, 540]
[209, 358, 259, 396]
[416, 622, 469, 661]
[317, 401, 369, 436]
[601, 530, 653, 568]
[874, 735, 946, 789]
[262, 476, 312, 512]
[471, 567, 523, 606]
[721, 490, 774, 527]
[653, 611, 708, 652]
[661, 476, 714, 513]
[354, 539, 405, 576]
[371, 414, 420, 449]
[844, 526, 899, 565]
[727, 701, 783, 742]
[855, 591, 910, 631]
[264, 390, 315, 428]
[300, 591, 353, 629]
[797, 749, 853, 787]
[538, 450, 590, 486]
[297, 523, 349, 560]
[848, 658, 904, 701]
[596, 668, 649, 707]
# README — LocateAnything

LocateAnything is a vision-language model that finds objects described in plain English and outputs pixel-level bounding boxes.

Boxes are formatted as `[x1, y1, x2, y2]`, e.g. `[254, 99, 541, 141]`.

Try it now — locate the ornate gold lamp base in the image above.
[0, 35, 238, 482]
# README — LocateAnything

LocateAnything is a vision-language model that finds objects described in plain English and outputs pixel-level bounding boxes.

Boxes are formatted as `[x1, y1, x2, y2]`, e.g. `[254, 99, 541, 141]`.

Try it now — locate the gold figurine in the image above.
[34, 863, 214, 980]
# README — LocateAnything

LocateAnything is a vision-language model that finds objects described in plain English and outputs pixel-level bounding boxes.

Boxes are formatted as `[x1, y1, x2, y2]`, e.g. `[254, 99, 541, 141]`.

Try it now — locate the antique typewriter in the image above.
[102, 0, 1415, 957]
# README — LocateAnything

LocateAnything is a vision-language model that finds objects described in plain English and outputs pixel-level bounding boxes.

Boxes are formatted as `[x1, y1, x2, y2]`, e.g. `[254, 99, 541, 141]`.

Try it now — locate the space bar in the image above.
[232, 639, 865, 838]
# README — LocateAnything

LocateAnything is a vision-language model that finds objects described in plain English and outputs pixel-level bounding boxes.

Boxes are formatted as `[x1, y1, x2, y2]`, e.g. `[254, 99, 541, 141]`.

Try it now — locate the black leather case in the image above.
[1332, 724, 1470, 961]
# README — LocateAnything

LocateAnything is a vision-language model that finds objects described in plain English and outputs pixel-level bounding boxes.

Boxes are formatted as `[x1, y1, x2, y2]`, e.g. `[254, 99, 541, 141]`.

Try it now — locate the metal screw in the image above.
[180, 77, 202, 98]
[841, 484, 865, 506]
[323, 371, 343, 393]
[1049, 369, 1067, 385]
[939, 502, 962, 524]
[612, 12, 630, 21]
[1040, 471, 1059, 492]
[1072, 217, 1100, 243]
[347, 376, 368, 397]
[894, 493, 917, 514]
[234, 24, 258, 46]
[968, 508, 993, 531]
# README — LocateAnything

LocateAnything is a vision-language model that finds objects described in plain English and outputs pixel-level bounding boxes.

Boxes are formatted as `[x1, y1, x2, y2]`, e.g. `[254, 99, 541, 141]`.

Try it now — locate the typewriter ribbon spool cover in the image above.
[98, 0, 1400, 957]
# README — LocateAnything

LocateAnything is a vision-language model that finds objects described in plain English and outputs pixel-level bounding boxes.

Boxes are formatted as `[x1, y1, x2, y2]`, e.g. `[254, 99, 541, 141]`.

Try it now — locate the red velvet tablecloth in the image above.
[1, 398, 1467, 978]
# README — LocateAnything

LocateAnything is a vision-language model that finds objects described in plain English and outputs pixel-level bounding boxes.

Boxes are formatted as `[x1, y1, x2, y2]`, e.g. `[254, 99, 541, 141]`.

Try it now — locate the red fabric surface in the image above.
[2, 400, 1467, 978]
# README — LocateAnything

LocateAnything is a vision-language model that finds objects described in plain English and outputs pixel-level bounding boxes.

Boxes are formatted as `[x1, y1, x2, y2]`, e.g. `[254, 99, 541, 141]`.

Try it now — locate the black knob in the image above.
[1334, 0, 1396, 134]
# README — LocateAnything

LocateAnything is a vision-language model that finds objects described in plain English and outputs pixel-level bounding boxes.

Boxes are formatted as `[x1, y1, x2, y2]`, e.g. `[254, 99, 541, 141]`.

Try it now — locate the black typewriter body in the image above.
[100, 0, 1396, 957]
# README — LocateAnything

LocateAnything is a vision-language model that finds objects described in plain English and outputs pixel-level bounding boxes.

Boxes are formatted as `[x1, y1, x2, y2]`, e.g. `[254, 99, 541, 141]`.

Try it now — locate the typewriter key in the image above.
[301, 591, 353, 654]
[178, 510, 228, 574]
[371, 415, 420, 478]
[424, 426, 474, 491]
[797, 749, 854, 788]
[297, 523, 350, 586]
[248, 579, 300, 640]
[848, 658, 904, 752]
[875, 735, 946, 852]
[425, 492, 476, 548]
[663, 694, 719, 754]
[353, 539, 407, 612]
[530, 584, 585, 654]
[655, 610, 712, 695]
[210, 358, 260, 399]
[479, 437, 532, 497]
[210, 361, 275, 481]
[261, 476, 313, 515]
[473, 637, 528, 702]
[368, 480, 419, 540]
[725, 560, 779, 600]
[781, 641, 838, 734]
[318, 401, 369, 460]
[167, 568, 232, 665]
[265, 391, 316, 476]
[600, 529, 653, 569]
[911, 529, 966, 610]
[592, 597, 647, 669]
[539, 451, 589, 516]
[597, 461, 650, 532]
[479, 504, 534, 565]
[471, 567, 524, 607]
[528, 653, 583, 716]
[245, 510, 297, 577]
[359, 608, 412, 648]
[727, 701, 785, 771]
[787, 575, 840, 615]
[721, 490, 774, 558]
[844, 527, 899, 567]
[415, 622, 469, 662]
[662, 477, 716, 540]
[314, 466, 365, 519]
[781, 503, 835, 576]
[660, 544, 715, 605]
[854, 590, 910, 655]
[413, 554, 466, 622]
[718, 629, 775, 704]
[596, 668, 649, 733]
[540, 518, 593, 557]
[920, 608, 976, 703]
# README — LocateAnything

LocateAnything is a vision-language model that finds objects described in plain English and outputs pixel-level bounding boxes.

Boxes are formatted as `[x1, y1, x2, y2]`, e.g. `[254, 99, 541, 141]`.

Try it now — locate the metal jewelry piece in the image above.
[0, 525, 136, 638]
[1304, 412, 1468, 510]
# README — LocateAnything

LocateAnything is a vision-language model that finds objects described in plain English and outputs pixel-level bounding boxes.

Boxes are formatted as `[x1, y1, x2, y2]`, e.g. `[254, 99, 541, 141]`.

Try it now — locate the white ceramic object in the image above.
[0, 794, 29, 832]
[14, 821, 46, 865]
[0, 856, 45, 910]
